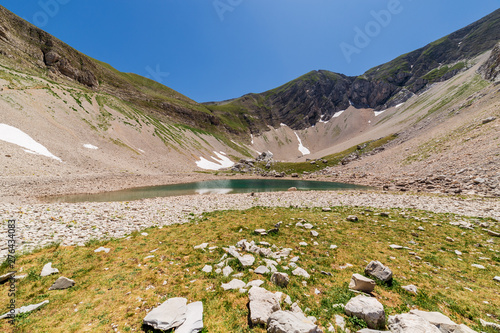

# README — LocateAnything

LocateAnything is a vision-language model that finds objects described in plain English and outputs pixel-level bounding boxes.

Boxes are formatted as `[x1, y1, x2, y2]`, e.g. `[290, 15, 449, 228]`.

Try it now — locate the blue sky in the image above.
[3, 0, 499, 102]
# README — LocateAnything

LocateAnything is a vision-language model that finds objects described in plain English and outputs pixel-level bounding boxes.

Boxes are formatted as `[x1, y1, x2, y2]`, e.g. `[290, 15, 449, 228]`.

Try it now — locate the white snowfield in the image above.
[294, 132, 310, 155]
[195, 151, 235, 170]
[332, 110, 344, 118]
[83, 144, 98, 150]
[0, 124, 62, 162]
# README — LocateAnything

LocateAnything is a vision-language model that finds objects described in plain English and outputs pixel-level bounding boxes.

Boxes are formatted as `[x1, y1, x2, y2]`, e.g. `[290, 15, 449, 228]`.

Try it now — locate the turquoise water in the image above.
[44, 179, 369, 203]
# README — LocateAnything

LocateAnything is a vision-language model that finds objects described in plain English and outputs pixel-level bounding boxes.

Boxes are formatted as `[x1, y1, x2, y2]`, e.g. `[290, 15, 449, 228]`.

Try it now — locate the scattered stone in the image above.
[339, 263, 353, 270]
[0, 300, 50, 319]
[94, 247, 110, 253]
[480, 318, 500, 330]
[221, 279, 246, 291]
[175, 301, 204, 333]
[388, 313, 441, 333]
[471, 264, 486, 269]
[201, 265, 212, 273]
[402, 285, 418, 294]
[455, 250, 462, 256]
[194, 243, 209, 250]
[255, 229, 267, 235]
[311, 230, 319, 237]
[223, 266, 233, 277]
[380, 212, 390, 217]
[239, 254, 255, 267]
[303, 223, 314, 229]
[246, 280, 265, 288]
[482, 117, 497, 124]
[288, 187, 298, 191]
[322, 208, 332, 212]
[365, 261, 393, 283]
[292, 267, 310, 279]
[299, 242, 308, 246]
[271, 272, 290, 288]
[484, 229, 500, 237]
[345, 295, 385, 329]
[141, 232, 148, 236]
[494, 276, 500, 282]
[255, 266, 270, 275]
[248, 286, 281, 325]
[48, 277, 75, 290]
[321, 271, 332, 276]
[389, 244, 403, 249]
[349, 273, 376, 293]
[330, 245, 338, 250]
[417, 226, 425, 231]
[347, 215, 358, 222]
[267, 310, 322, 333]
[143, 297, 187, 331]
[40, 263, 59, 277]
[410, 309, 476, 332]
[0, 271, 16, 284]
[334, 314, 345, 331]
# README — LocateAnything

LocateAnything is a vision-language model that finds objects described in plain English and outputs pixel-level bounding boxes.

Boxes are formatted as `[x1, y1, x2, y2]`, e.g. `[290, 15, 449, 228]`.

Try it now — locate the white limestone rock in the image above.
[345, 295, 385, 329]
[143, 297, 187, 331]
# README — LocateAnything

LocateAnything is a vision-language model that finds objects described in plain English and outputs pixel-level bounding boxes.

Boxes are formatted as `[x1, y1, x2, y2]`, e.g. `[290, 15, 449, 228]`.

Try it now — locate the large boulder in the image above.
[248, 286, 281, 325]
[365, 261, 393, 283]
[267, 310, 323, 333]
[345, 295, 385, 329]
[388, 313, 441, 333]
[175, 301, 204, 333]
[143, 297, 187, 331]
[271, 272, 290, 288]
[349, 274, 376, 293]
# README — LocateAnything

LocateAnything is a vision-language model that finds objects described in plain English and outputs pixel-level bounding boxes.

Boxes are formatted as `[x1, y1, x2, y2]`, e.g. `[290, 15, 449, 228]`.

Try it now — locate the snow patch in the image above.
[83, 144, 98, 150]
[0, 124, 62, 161]
[195, 151, 234, 170]
[250, 134, 254, 145]
[294, 132, 310, 155]
[396, 103, 405, 108]
[280, 123, 287, 127]
[332, 110, 344, 118]
[374, 110, 386, 117]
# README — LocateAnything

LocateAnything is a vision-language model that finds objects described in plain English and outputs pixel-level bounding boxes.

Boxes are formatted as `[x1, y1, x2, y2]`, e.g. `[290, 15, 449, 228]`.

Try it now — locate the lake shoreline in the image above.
[1, 190, 499, 262]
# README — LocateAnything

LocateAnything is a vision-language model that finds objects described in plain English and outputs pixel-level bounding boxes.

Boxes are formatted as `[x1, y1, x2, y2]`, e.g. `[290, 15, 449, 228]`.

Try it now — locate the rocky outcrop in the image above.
[480, 42, 500, 81]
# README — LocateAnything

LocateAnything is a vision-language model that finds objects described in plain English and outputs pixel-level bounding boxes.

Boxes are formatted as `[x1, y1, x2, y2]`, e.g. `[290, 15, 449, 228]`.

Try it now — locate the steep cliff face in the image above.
[208, 8, 500, 132]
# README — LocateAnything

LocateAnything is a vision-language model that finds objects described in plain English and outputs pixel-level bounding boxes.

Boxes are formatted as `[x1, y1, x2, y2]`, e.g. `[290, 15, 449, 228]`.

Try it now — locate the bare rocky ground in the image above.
[1, 190, 499, 262]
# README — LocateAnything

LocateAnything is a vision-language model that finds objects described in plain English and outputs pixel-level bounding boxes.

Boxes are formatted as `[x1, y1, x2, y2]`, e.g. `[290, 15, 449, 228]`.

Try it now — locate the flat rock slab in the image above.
[357, 329, 390, 333]
[202, 265, 212, 273]
[175, 301, 204, 333]
[345, 295, 385, 329]
[0, 271, 16, 284]
[239, 254, 255, 267]
[267, 310, 322, 333]
[365, 261, 393, 283]
[40, 263, 59, 277]
[49, 277, 75, 290]
[248, 286, 281, 325]
[388, 313, 441, 333]
[221, 279, 246, 291]
[143, 297, 187, 331]
[246, 280, 265, 288]
[94, 247, 110, 253]
[0, 300, 49, 319]
[255, 266, 270, 275]
[349, 273, 376, 293]
[292, 267, 310, 279]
